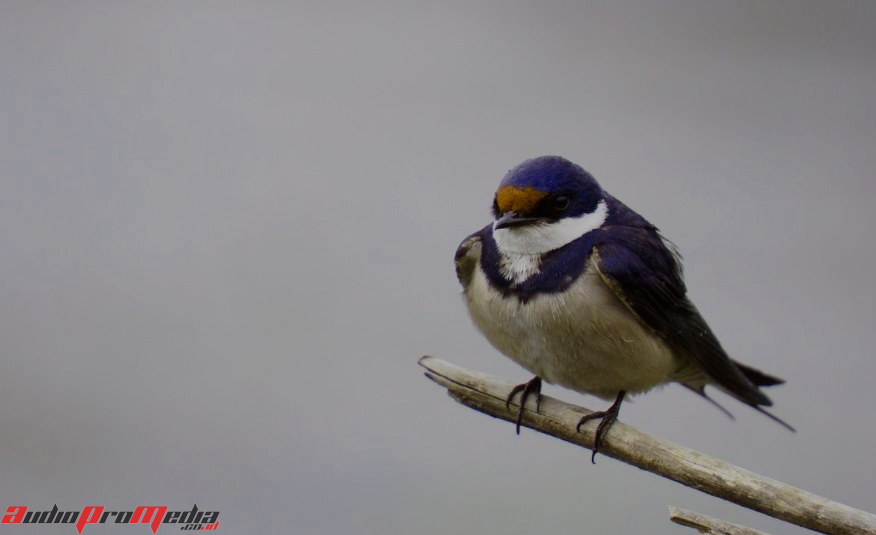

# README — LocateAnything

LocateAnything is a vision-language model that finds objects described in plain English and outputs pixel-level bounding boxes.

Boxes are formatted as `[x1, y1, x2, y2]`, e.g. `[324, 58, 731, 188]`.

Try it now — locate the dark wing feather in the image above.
[593, 232, 772, 408]
[455, 231, 483, 289]
[732, 360, 785, 387]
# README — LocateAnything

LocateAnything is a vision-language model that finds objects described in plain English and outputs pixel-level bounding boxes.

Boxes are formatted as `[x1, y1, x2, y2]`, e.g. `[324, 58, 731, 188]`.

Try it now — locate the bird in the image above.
[455, 155, 792, 462]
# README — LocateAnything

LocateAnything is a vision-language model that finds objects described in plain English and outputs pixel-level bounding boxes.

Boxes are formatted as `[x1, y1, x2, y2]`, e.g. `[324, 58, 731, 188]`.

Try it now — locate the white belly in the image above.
[464, 263, 682, 400]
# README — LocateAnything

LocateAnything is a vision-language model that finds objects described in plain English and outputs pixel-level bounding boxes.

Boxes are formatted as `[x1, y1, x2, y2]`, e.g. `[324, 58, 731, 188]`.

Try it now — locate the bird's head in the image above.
[491, 156, 609, 255]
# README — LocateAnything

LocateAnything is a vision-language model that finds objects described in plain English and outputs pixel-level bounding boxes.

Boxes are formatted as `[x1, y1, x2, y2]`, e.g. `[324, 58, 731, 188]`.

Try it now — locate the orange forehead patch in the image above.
[495, 186, 547, 215]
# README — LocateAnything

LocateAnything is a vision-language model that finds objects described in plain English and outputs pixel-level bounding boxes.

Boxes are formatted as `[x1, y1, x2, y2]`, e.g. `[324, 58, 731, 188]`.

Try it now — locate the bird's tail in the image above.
[683, 361, 795, 432]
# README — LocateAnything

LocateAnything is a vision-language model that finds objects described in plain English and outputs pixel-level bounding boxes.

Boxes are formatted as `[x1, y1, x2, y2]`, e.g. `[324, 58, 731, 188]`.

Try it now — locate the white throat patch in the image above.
[493, 199, 608, 255]
[498, 253, 540, 284]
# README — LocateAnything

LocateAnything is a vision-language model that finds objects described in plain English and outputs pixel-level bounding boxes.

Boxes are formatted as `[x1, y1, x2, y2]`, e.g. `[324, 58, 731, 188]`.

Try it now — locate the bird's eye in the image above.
[554, 196, 570, 211]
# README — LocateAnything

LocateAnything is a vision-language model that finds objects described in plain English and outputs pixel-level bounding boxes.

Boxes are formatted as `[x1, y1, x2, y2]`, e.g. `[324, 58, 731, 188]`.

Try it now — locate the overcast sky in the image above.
[1, 1, 875, 533]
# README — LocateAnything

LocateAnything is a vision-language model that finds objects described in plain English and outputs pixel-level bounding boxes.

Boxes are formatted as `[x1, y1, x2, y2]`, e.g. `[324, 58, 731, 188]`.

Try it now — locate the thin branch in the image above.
[669, 506, 770, 535]
[419, 356, 876, 535]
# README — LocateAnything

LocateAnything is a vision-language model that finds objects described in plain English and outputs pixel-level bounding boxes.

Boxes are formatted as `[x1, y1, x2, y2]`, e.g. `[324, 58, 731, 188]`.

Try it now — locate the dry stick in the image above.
[669, 506, 771, 535]
[419, 356, 876, 535]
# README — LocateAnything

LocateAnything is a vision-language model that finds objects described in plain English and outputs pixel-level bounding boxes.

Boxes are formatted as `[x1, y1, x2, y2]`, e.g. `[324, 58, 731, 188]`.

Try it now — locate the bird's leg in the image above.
[576, 390, 626, 463]
[505, 376, 542, 435]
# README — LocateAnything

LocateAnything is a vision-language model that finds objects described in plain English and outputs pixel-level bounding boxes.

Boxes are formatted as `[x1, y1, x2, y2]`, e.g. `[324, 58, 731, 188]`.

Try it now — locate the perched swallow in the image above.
[456, 156, 791, 462]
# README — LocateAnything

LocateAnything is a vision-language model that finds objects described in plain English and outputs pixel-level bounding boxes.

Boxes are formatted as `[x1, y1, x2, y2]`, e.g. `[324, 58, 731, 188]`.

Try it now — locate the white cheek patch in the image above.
[493, 199, 608, 255]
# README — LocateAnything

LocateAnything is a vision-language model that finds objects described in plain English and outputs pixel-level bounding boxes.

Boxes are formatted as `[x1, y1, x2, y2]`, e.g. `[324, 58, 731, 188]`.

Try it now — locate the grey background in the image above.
[2, 1, 875, 533]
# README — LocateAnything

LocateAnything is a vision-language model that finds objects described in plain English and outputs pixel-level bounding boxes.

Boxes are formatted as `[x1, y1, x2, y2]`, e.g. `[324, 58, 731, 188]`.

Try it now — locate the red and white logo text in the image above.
[2, 504, 219, 533]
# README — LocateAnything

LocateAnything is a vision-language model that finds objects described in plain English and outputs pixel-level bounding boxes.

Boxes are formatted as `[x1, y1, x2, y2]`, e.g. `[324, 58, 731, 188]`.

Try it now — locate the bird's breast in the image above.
[464, 260, 681, 399]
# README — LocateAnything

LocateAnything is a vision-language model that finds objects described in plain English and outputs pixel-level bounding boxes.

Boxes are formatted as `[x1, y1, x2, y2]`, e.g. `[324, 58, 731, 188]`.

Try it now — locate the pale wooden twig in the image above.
[419, 356, 876, 535]
[669, 506, 770, 535]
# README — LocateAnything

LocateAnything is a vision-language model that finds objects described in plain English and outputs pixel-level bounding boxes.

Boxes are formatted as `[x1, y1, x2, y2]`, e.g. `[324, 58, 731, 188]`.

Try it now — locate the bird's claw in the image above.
[576, 391, 626, 463]
[506, 376, 542, 434]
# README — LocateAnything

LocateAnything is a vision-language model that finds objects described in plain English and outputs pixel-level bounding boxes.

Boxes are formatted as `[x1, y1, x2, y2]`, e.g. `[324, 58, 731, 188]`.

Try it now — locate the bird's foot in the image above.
[576, 391, 626, 464]
[506, 376, 542, 434]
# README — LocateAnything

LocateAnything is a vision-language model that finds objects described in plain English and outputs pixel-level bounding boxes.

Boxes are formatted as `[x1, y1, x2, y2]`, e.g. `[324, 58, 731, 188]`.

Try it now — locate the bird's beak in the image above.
[494, 211, 543, 230]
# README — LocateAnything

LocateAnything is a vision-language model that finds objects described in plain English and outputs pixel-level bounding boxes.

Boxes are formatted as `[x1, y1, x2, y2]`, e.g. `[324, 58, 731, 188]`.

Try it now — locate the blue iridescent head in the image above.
[490, 156, 609, 254]
[492, 156, 604, 226]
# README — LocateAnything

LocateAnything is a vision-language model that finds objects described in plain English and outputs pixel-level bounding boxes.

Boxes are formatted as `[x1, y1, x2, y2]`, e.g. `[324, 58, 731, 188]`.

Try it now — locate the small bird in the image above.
[455, 156, 792, 462]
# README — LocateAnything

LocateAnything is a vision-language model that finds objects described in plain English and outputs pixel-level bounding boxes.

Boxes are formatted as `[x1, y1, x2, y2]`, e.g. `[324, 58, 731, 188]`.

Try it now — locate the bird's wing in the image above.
[455, 231, 483, 289]
[592, 235, 771, 407]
